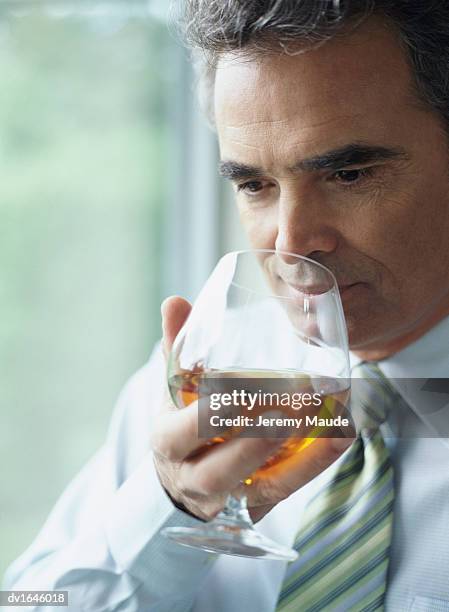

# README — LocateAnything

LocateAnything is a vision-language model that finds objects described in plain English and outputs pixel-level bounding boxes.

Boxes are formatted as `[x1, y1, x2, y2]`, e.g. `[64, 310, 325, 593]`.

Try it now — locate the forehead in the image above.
[214, 17, 416, 161]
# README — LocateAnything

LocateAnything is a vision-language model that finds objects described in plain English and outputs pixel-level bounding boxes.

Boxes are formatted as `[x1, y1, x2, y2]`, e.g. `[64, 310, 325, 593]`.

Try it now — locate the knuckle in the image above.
[188, 499, 223, 522]
[150, 431, 177, 461]
[195, 469, 226, 496]
[176, 481, 192, 499]
[236, 438, 280, 468]
[176, 472, 200, 499]
[161, 443, 179, 463]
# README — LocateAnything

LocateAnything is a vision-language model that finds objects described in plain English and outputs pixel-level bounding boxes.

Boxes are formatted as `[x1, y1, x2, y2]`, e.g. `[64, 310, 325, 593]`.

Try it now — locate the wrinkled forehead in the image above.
[214, 17, 414, 132]
[213, 19, 418, 163]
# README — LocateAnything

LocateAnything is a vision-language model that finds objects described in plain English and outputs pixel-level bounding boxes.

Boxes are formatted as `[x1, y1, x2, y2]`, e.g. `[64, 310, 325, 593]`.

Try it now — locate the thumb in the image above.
[161, 295, 192, 359]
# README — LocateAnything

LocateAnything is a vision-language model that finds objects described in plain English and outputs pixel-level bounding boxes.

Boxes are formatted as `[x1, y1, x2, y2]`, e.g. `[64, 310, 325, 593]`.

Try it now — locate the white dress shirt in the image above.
[3, 316, 449, 612]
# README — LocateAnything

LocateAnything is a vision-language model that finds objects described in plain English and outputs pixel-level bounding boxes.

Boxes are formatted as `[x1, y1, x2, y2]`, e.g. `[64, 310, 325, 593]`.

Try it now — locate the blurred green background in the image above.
[0, 4, 179, 577]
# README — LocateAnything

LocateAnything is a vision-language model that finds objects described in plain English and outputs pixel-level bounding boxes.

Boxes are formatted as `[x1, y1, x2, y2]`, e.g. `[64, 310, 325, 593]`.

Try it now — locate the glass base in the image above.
[162, 518, 298, 561]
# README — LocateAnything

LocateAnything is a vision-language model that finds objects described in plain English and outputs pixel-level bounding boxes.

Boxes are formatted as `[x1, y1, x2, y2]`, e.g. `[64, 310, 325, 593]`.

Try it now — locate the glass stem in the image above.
[215, 494, 253, 529]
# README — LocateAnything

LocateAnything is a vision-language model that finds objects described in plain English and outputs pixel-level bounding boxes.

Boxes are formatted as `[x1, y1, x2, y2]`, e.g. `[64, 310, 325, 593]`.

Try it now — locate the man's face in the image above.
[214, 16, 449, 351]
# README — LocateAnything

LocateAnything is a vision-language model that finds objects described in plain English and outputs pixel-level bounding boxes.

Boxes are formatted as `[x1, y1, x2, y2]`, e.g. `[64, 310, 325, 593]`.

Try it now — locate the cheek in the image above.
[377, 194, 438, 274]
[238, 202, 278, 249]
[345, 186, 448, 305]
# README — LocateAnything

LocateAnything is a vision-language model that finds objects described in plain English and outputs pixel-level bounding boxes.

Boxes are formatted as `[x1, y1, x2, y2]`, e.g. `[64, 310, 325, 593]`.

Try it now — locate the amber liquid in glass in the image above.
[168, 369, 351, 484]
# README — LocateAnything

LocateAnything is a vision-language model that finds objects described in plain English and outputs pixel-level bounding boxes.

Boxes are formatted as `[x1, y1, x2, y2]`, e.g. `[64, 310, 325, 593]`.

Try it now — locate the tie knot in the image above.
[350, 361, 401, 432]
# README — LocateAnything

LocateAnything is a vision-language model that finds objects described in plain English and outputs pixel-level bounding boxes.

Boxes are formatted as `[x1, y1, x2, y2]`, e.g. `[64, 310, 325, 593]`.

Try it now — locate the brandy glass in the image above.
[162, 249, 350, 561]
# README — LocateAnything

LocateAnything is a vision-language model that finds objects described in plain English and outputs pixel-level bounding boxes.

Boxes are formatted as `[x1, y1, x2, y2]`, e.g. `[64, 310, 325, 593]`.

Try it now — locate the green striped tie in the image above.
[276, 362, 400, 612]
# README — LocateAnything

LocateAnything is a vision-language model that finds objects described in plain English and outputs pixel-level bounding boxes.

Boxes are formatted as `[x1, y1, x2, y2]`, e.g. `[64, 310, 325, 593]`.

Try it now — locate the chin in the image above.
[346, 309, 412, 357]
[342, 287, 392, 349]
[345, 310, 395, 353]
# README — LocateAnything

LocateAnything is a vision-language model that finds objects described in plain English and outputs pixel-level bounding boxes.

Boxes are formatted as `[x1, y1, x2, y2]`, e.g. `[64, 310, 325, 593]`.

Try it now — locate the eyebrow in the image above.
[218, 143, 408, 181]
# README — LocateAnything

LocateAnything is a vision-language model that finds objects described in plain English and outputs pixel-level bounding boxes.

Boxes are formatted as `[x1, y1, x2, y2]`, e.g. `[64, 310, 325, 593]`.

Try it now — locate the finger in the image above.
[161, 295, 192, 358]
[150, 400, 208, 461]
[251, 435, 355, 500]
[180, 435, 286, 496]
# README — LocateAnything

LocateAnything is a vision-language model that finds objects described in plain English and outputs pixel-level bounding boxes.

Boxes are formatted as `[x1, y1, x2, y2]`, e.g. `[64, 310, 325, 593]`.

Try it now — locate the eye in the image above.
[332, 167, 373, 185]
[236, 180, 265, 194]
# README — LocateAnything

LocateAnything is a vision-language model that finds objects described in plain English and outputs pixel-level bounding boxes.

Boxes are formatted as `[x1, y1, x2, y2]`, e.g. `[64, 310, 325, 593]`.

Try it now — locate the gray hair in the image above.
[176, 1, 449, 129]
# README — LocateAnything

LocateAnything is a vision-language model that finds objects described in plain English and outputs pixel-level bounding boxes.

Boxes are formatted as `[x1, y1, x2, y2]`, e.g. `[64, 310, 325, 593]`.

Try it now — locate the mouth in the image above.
[278, 279, 334, 296]
[281, 280, 359, 297]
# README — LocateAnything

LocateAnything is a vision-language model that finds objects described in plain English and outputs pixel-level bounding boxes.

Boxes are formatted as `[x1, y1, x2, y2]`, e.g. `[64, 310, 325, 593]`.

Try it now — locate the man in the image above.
[4, 1, 449, 610]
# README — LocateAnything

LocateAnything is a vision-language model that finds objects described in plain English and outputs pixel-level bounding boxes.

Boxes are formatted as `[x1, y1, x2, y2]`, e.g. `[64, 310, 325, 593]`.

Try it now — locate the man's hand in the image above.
[151, 296, 354, 523]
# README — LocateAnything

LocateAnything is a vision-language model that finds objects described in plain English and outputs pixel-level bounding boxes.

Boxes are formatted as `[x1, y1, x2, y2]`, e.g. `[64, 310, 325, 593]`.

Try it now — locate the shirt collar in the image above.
[350, 314, 449, 439]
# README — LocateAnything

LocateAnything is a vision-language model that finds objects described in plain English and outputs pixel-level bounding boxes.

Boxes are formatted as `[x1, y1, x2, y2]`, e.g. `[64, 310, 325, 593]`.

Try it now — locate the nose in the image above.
[274, 192, 338, 264]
